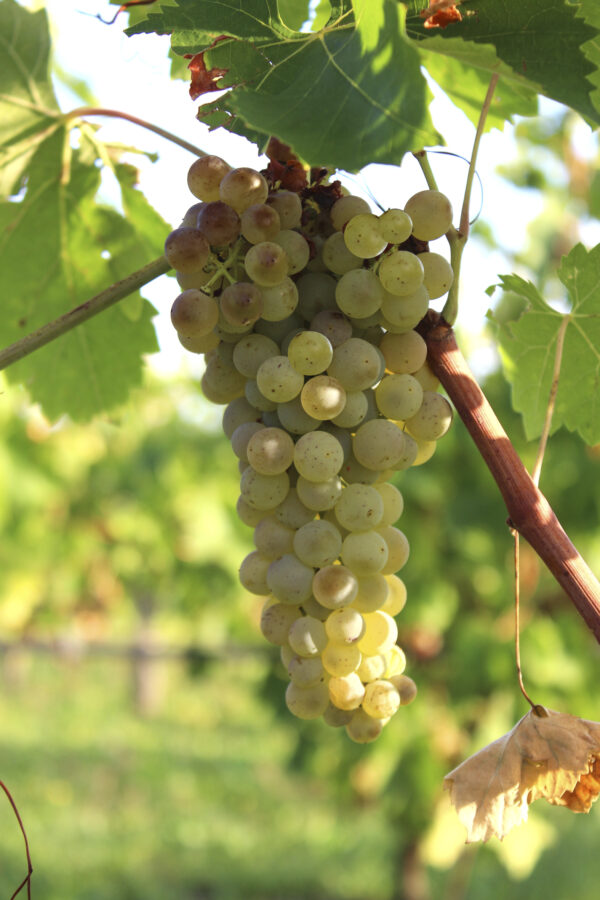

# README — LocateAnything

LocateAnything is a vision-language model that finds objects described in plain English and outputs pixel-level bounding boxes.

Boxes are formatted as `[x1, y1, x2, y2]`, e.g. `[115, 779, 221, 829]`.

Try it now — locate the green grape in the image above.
[296, 273, 337, 321]
[216, 309, 253, 336]
[280, 642, 296, 668]
[240, 203, 281, 243]
[256, 356, 304, 403]
[330, 195, 371, 230]
[197, 201, 241, 246]
[331, 391, 368, 429]
[232, 333, 279, 379]
[230, 421, 265, 462]
[351, 574, 390, 613]
[377, 526, 409, 574]
[245, 242, 289, 286]
[404, 189, 453, 241]
[220, 282, 263, 327]
[310, 310, 353, 348]
[301, 595, 331, 622]
[259, 277, 299, 321]
[327, 338, 381, 391]
[300, 375, 346, 420]
[323, 703, 354, 727]
[362, 679, 401, 718]
[378, 250, 424, 296]
[277, 397, 321, 435]
[412, 437, 437, 466]
[418, 251, 454, 298]
[273, 229, 310, 274]
[293, 519, 342, 568]
[236, 495, 269, 527]
[405, 391, 453, 440]
[180, 201, 206, 228]
[380, 286, 429, 332]
[275, 488, 315, 529]
[175, 268, 212, 290]
[343, 213, 387, 258]
[375, 374, 423, 421]
[254, 515, 295, 559]
[296, 475, 343, 511]
[325, 608, 365, 644]
[240, 467, 290, 510]
[202, 355, 246, 404]
[357, 610, 398, 655]
[339, 453, 380, 485]
[374, 483, 404, 525]
[164, 227, 210, 273]
[356, 653, 387, 682]
[352, 420, 410, 471]
[260, 601, 301, 645]
[288, 654, 325, 687]
[412, 361, 440, 392]
[341, 531, 389, 576]
[293, 431, 345, 482]
[335, 269, 384, 318]
[255, 313, 303, 343]
[239, 550, 271, 594]
[334, 483, 384, 532]
[246, 426, 295, 475]
[223, 396, 261, 438]
[379, 330, 427, 374]
[389, 674, 417, 705]
[245, 379, 277, 413]
[219, 166, 269, 212]
[285, 681, 329, 719]
[383, 644, 406, 678]
[378, 208, 413, 244]
[288, 615, 328, 657]
[312, 564, 358, 610]
[170, 289, 218, 336]
[267, 553, 314, 605]
[391, 433, 418, 471]
[187, 155, 231, 201]
[381, 574, 407, 616]
[322, 232, 362, 275]
[321, 642, 362, 677]
[328, 673, 365, 710]
[345, 708, 385, 743]
[288, 331, 333, 376]
[267, 190, 303, 229]
[319, 423, 353, 463]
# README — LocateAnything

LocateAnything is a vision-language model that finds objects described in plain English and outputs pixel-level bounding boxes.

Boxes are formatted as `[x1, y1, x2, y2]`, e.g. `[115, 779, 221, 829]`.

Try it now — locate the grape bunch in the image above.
[164, 153, 454, 743]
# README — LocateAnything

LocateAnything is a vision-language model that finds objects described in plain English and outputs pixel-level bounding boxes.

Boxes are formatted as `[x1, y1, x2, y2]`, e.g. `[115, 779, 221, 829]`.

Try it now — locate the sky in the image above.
[30, 0, 599, 384]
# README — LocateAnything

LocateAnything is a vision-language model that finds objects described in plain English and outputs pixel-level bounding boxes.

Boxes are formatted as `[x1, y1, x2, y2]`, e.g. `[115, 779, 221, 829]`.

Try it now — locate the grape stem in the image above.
[0, 256, 171, 372]
[419, 311, 600, 644]
[64, 107, 209, 157]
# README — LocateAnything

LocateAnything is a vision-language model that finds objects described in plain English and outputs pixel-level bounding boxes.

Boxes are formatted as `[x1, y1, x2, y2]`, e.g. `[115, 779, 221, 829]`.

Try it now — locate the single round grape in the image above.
[293, 431, 344, 482]
[340, 454, 380, 485]
[327, 338, 381, 392]
[237, 495, 268, 527]
[412, 437, 437, 466]
[273, 229, 310, 274]
[241, 203, 281, 243]
[232, 333, 279, 379]
[322, 232, 362, 275]
[260, 602, 301, 645]
[267, 190, 303, 229]
[323, 703, 354, 727]
[353, 420, 409, 471]
[288, 654, 325, 687]
[260, 277, 299, 322]
[285, 681, 329, 719]
[379, 331, 427, 374]
[219, 166, 269, 212]
[288, 331, 333, 376]
[223, 396, 261, 438]
[180, 201, 206, 228]
[325, 608, 365, 644]
[331, 391, 368, 429]
[310, 310, 353, 348]
[267, 553, 314, 605]
[311, 567, 357, 613]
[335, 268, 384, 319]
[330, 195, 371, 230]
[381, 574, 407, 616]
[391, 433, 419, 471]
[319, 423, 352, 463]
[345, 708, 385, 743]
[275, 488, 314, 529]
[356, 653, 387, 682]
[418, 251, 454, 299]
[351, 574, 390, 613]
[343, 213, 387, 258]
[196, 201, 240, 246]
[405, 391, 453, 441]
[378, 250, 424, 296]
[358, 610, 398, 655]
[377, 526, 409, 574]
[322, 642, 362, 677]
[245, 379, 277, 412]
[254, 515, 295, 559]
[300, 375, 346, 420]
[277, 397, 321, 435]
[412, 362, 440, 392]
[187, 155, 231, 201]
[230, 421, 265, 462]
[164, 227, 210, 273]
[202, 355, 246, 404]
[239, 550, 271, 594]
[240, 467, 290, 511]
[247, 426, 295, 475]
[328, 673, 365, 710]
[341, 531, 389, 576]
[362, 679, 401, 719]
[301, 595, 330, 622]
[175, 268, 212, 290]
[375, 374, 423, 421]
[245, 242, 289, 286]
[170, 289, 218, 336]
[377, 208, 413, 244]
[404, 189, 453, 241]
[296, 475, 343, 511]
[380, 287, 429, 332]
[334, 483, 384, 532]
[220, 281, 263, 327]
[296, 272, 337, 321]
[293, 519, 342, 568]
[375, 483, 404, 525]
[288, 615, 328, 657]
[389, 674, 418, 705]
[383, 644, 406, 678]
[256, 356, 304, 403]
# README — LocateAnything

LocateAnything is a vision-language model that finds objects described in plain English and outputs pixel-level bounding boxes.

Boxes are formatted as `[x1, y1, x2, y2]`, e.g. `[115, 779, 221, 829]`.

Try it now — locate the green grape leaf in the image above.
[0, 127, 159, 422]
[406, 0, 600, 128]
[126, 0, 441, 172]
[0, 0, 61, 196]
[490, 244, 600, 445]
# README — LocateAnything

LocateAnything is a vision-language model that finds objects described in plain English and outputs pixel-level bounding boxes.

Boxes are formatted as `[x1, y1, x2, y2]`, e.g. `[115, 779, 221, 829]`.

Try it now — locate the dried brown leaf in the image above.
[444, 708, 600, 842]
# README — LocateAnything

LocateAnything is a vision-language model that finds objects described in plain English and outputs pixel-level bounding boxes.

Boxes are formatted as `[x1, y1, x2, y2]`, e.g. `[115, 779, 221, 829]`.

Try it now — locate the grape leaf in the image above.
[575, 0, 600, 115]
[406, 0, 600, 127]
[0, 0, 61, 197]
[126, 0, 441, 172]
[0, 127, 159, 422]
[445, 708, 600, 842]
[489, 243, 600, 446]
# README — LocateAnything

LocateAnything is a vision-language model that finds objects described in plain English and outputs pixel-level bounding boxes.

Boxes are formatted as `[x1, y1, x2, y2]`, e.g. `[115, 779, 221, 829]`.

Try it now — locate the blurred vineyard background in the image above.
[2, 15, 600, 896]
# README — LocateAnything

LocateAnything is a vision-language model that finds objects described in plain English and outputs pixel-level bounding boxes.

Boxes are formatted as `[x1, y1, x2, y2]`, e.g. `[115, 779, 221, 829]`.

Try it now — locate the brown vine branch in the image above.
[64, 107, 208, 157]
[419, 311, 600, 644]
[1, 780, 33, 899]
